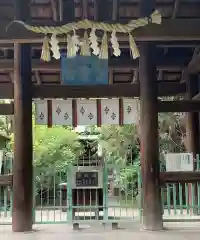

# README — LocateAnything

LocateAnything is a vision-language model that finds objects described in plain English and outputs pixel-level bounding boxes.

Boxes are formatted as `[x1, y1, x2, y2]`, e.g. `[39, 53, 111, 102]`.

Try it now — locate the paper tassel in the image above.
[71, 30, 80, 55]
[89, 28, 100, 56]
[99, 32, 108, 59]
[50, 34, 60, 59]
[80, 31, 91, 56]
[66, 34, 74, 58]
[110, 30, 121, 57]
[129, 34, 140, 59]
[41, 36, 51, 62]
[150, 10, 162, 24]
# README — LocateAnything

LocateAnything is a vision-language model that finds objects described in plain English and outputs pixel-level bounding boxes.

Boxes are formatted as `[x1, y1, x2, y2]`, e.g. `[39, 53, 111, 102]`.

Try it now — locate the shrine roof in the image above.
[0, 0, 199, 87]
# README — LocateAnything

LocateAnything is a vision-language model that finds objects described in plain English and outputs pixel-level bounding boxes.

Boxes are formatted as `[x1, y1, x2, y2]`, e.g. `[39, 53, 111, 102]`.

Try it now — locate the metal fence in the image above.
[33, 153, 140, 224]
[0, 152, 12, 225]
[138, 153, 200, 222]
[1, 151, 200, 225]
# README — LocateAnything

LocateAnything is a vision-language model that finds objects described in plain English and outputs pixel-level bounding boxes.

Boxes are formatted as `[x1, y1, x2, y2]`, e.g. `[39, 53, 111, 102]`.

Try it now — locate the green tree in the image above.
[34, 126, 81, 170]
[33, 125, 82, 186]
[99, 125, 140, 198]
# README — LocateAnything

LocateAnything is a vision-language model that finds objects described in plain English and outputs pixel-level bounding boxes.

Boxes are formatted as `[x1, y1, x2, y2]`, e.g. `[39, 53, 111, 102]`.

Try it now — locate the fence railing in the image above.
[1, 152, 200, 224]
[138, 153, 200, 222]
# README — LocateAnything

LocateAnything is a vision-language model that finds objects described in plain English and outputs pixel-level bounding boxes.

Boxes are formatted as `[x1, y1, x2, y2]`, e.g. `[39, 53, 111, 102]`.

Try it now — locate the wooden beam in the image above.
[32, 82, 186, 99]
[0, 82, 186, 99]
[4, 19, 200, 43]
[186, 52, 200, 74]
[96, 0, 110, 21]
[0, 103, 14, 115]
[193, 93, 200, 100]
[181, 49, 200, 80]
[160, 172, 200, 184]
[0, 84, 13, 99]
[158, 100, 200, 112]
[0, 175, 13, 186]
[0, 58, 187, 72]
[62, 0, 75, 22]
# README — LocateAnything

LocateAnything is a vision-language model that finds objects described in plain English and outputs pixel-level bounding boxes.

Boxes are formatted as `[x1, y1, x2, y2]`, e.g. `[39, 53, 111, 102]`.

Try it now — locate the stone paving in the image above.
[1, 222, 200, 240]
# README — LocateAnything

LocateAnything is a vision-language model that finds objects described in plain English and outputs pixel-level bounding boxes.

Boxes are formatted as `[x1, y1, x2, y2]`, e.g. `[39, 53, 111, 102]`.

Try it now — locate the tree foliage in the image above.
[34, 126, 82, 171]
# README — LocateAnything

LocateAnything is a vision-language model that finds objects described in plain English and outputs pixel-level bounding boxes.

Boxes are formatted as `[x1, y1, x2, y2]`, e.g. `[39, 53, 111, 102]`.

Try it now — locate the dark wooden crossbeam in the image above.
[0, 175, 13, 186]
[0, 82, 186, 99]
[193, 93, 200, 100]
[0, 103, 14, 115]
[160, 172, 200, 184]
[3, 19, 200, 43]
[158, 100, 200, 112]
[32, 83, 185, 98]
[0, 58, 187, 71]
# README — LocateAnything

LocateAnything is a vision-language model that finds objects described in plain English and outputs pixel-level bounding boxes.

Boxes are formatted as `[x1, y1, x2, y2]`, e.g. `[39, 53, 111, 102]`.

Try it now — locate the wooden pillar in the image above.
[12, 0, 33, 232]
[186, 75, 199, 215]
[139, 0, 163, 231]
[186, 75, 200, 162]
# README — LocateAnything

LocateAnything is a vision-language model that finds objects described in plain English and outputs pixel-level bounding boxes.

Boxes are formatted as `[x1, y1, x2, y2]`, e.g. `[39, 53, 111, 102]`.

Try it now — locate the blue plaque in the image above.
[61, 55, 108, 85]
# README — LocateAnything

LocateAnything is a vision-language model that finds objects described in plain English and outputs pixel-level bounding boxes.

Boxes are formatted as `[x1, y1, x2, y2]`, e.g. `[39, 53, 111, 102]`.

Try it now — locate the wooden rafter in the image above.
[172, 0, 180, 19]
[112, 0, 118, 21]
[82, 0, 88, 19]
[50, 0, 58, 22]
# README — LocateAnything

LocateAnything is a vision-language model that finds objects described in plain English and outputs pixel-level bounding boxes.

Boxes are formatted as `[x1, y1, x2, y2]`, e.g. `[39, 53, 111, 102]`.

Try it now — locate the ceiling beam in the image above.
[0, 82, 186, 99]
[0, 59, 186, 72]
[3, 19, 200, 43]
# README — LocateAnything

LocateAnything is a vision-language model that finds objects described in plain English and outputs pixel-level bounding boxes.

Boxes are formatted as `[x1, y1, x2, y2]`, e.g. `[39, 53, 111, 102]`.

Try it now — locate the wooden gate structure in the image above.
[1, 0, 200, 233]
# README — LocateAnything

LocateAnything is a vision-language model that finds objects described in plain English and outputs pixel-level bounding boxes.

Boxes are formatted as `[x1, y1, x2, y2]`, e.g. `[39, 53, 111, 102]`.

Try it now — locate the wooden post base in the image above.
[73, 223, 79, 230]
[112, 222, 119, 230]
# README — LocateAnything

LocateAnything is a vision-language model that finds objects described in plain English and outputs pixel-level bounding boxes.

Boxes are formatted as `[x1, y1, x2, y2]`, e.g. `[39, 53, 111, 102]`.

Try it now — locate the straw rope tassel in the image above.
[80, 31, 91, 56]
[41, 36, 51, 62]
[99, 32, 108, 59]
[67, 34, 73, 58]
[129, 34, 140, 59]
[9, 10, 162, 60]
[71, 30, 80, 56]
